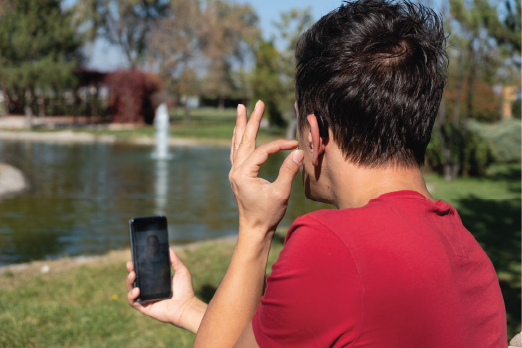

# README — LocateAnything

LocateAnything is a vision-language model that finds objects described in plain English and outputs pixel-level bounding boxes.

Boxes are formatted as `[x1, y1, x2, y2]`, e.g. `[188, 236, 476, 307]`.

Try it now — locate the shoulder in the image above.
[255, 211, 365, 347]
[278, 211, 361, 279]
[284, 211, 340, 248]
[286, 204, 388, 244]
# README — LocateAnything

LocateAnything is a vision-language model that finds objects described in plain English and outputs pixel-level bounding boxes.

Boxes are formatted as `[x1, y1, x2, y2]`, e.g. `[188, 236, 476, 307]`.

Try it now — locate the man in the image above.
[125, 0, 507, 346]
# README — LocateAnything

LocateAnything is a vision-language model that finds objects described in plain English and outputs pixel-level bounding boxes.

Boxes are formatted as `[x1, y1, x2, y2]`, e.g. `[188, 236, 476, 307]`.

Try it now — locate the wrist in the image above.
[237, 227, 274, 258]
[238, 218, 276, 240]
[177, 297, 208, 334]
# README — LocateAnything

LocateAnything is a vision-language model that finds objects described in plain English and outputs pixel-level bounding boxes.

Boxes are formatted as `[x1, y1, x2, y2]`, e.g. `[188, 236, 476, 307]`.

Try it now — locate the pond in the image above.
[0, 141, 330, 265]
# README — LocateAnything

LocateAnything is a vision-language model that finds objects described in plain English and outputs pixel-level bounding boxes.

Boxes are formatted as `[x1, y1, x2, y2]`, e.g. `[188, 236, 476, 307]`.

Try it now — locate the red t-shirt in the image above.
[252, 190, 507, 347]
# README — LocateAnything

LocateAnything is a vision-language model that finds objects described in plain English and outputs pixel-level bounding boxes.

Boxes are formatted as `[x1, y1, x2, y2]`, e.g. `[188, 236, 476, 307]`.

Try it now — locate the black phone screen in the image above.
[129, 216, 172, 302]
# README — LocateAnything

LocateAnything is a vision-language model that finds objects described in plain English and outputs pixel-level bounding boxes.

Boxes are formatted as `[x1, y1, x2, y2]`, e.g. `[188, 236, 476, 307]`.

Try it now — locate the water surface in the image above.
[0, 141, 329, 265]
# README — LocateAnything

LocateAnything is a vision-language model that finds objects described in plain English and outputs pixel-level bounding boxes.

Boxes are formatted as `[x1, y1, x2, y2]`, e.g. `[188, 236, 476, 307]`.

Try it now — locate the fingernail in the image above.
[233, 126, 236, 135]
[293, 150, 304, 164]
[133, 288, 138, 294]
[237, 104, 242, 116]
[127, 272, 132, 279]
[255, 100, 260, 109]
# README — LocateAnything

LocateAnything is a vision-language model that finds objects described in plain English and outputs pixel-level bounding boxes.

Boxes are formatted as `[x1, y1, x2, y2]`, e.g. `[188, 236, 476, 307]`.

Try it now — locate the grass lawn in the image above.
[0, 163, 519, 345]
[0, 235, 286, 348]
[28, 107, 286, 146]
[82, 116, 284, 146]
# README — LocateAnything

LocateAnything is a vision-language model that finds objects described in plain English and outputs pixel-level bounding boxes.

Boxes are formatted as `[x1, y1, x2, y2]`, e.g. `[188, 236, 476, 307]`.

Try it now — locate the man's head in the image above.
[295, 0, 447, 169]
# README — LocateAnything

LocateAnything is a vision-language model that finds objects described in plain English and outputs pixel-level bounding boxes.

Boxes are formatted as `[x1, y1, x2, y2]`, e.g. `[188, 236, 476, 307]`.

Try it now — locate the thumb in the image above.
[273, 149, 304, 193]
[170, 247, 190, 276]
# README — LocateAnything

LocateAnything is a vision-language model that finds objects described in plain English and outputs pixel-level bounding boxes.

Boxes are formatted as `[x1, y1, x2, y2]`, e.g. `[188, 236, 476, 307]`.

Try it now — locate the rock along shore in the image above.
[0, 163, 28, 198]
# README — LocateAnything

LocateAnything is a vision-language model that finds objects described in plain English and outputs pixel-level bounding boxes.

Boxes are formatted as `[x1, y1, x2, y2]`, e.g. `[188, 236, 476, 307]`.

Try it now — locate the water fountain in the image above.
[152, 103, 171, 160]
[152, 102, 171, 215]
[155, 159, 169, 216]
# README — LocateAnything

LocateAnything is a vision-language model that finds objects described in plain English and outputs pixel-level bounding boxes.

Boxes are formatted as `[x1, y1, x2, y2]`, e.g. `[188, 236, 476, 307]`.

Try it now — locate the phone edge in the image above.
[128, 218, 142, 303]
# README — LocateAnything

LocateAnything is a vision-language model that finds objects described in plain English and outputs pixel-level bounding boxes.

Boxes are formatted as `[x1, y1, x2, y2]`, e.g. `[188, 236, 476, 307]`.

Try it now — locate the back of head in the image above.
[295, 0, 447, 167]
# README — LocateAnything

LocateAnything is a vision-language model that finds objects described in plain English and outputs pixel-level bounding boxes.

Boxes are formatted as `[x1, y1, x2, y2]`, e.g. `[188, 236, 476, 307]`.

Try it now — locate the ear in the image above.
[307, 114, 327, 166]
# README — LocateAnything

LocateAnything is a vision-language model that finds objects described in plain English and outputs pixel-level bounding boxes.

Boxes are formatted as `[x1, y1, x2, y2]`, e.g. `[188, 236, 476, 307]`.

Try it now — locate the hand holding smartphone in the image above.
[128, 215, 172, 303]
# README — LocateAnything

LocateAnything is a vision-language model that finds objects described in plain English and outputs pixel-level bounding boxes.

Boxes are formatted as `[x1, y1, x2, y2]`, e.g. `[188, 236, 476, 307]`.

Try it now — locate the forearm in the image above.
[194, 231, 272, 347]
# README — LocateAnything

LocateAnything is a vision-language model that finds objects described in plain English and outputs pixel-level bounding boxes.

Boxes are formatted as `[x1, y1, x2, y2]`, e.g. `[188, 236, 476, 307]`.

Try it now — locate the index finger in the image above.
[240, 139, 299, 178]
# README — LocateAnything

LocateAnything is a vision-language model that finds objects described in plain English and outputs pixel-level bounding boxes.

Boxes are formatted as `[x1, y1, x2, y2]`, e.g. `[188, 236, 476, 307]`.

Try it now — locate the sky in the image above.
[85, 0, 347, 72]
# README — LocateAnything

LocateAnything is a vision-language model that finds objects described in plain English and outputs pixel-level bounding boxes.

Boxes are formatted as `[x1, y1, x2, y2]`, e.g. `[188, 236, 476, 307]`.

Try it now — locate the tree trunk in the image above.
[73, 88, 79, 124]
[460, 41, 482, 178]
[438, 94, 458, 181]
[452, 53, 466, 128]
[91, 86, 98, 121]
[0, 88, 7, 117]
[24, 89, 33, 130]
[38, 97, 45, 118]
[218, 97, 224, 112]
[184, 104, 191, 126]
[438, 94, 451, 180]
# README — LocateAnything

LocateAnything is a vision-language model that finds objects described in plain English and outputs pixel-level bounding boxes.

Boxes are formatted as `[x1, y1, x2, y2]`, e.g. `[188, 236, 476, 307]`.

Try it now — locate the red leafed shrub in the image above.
[104, 70, 162, 124]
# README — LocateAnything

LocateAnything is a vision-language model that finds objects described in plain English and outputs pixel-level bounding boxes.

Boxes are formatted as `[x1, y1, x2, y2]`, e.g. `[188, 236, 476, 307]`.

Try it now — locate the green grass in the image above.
[45, 108, 287, 145]
[424, 163, 521, 203]
[0, 233, 286, 348]
[171, 107, 238, 118]
[0, 165, 519, 347]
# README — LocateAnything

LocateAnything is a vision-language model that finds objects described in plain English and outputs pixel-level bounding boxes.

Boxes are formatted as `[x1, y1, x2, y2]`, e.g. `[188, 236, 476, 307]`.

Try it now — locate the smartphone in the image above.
[128, 215, 172, 303]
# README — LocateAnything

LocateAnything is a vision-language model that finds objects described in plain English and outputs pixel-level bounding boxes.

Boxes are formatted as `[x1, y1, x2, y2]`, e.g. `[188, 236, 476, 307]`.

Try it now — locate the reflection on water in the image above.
[0, 141, 330, 265]
[155, 159, 169, 216]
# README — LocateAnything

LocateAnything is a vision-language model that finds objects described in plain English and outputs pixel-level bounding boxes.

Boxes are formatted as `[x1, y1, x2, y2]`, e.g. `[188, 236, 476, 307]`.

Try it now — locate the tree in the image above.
[251, 39, 285, 127]
[250, 8, 313, 131]
[0, 0, 82, 128]
[436, 0, 520, 180]
[199, 0, 259, 110]
[495, 0, 521, 52]
[147, 0, 201, 124]
[104, 69, 161, 124]
[75, 0, 169, 69]
[273, 8, 313, 137]
[147, 0, 259, 124]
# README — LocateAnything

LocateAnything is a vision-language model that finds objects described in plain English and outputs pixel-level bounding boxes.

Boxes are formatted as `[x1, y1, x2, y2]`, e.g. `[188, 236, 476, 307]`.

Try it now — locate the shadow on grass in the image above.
[272, 232, 286, 246]
[455, 196, 521, 337]
[484, 165, 521, 195]
[197, 284, 218, 304]
[485, 164, 521, 179]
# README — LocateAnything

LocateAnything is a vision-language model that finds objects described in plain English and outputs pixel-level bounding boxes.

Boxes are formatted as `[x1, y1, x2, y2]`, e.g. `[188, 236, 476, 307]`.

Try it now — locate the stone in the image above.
[0, 163, 27, 198]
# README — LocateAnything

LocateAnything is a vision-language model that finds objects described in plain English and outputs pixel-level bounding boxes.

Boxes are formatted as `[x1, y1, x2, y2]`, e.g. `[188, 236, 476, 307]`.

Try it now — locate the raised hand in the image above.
[229, 101, 304, 240]
[126, 247, 207, 334]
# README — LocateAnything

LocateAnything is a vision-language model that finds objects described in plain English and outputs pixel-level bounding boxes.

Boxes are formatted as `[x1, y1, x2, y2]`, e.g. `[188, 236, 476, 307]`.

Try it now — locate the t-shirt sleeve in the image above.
[252, 215, 364, 348]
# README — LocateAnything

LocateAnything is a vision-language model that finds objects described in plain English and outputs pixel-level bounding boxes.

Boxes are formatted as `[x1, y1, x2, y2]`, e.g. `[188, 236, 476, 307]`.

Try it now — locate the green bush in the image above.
[468, 119, 521, 163]
[512, 100, 521, 120]
[425, 124, 495, 176]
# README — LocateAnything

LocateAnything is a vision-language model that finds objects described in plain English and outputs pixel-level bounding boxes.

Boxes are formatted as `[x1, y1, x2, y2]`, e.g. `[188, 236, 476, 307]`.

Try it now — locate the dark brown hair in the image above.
[295, 0, 447, 167]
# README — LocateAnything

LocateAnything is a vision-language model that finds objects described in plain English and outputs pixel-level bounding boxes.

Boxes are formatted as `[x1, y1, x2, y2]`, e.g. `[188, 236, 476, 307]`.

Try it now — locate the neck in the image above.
[328, 162, 434, 209]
